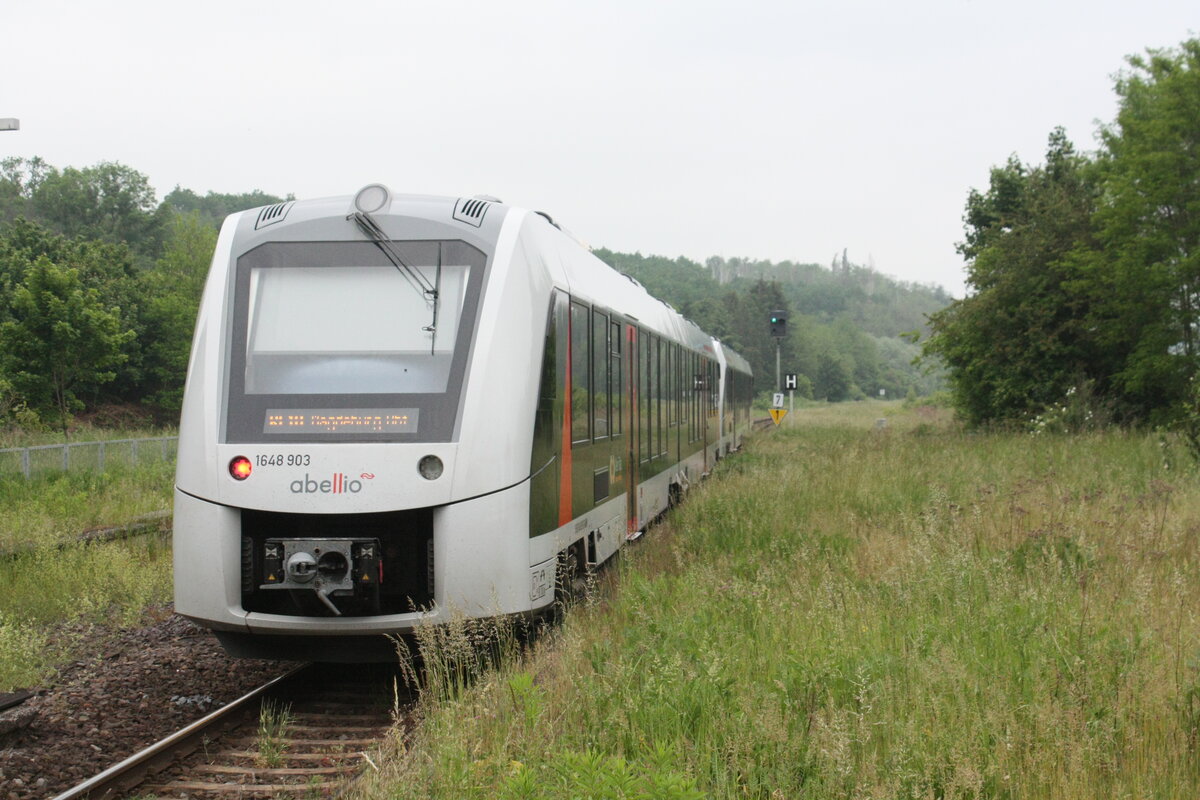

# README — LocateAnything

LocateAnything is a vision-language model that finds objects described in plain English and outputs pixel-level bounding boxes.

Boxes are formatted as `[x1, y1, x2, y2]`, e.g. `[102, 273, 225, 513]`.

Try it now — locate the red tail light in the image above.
[229, 456, 252, 480]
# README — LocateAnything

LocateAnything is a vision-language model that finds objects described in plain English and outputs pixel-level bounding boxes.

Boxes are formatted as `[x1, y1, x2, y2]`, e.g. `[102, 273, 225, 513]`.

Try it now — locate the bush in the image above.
[1027, 380, 1112, 435]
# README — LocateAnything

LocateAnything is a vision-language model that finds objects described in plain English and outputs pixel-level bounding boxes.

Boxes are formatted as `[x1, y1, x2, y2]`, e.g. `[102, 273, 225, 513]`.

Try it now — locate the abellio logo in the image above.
[290, 473, 373, 495]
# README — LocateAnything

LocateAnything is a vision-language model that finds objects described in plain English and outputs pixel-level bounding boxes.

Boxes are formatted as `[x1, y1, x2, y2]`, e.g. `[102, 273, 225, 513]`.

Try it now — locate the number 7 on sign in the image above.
[770, 392, 788, 425]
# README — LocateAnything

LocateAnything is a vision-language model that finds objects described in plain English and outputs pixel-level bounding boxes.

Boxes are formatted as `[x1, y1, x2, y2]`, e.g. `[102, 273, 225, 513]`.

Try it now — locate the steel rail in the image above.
[49, 664, 311, 800]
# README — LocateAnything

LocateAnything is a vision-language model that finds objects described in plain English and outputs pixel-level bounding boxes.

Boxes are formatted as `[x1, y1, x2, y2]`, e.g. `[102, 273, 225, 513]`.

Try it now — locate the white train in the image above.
[173, 186, 753, 659]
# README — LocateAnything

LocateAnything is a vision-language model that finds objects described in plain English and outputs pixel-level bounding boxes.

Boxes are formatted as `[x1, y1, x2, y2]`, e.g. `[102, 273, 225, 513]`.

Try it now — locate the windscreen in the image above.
[245, 263, 470, 395]
[225, 239, 488, 443]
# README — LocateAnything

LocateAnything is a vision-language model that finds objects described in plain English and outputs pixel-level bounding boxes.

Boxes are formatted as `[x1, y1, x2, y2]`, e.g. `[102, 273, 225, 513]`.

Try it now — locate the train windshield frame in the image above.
[224, 239, 488, 443]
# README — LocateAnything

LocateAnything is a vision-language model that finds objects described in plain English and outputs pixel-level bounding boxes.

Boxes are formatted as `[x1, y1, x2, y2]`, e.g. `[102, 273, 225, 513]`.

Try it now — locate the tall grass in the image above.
[0, 460, 175, 552]
[0, 437, 175, 691]
[257, 698, 295, 768]
[0, 533, 173, 690]
[0, 422, 175, 449]
[355, 406, 1200, 799]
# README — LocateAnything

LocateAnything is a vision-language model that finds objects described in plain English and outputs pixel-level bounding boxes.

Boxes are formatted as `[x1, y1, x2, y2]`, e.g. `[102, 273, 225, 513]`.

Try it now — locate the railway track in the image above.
[42, 419, 771, 800]
[51, 662, 406, 800]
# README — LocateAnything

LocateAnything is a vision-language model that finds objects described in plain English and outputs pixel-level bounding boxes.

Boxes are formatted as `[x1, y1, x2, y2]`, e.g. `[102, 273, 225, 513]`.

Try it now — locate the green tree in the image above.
[163, 186, 288, 229]
[832, 315, 880, 396]
[138, 211, 216, 410]
[0, 257, 134, 436]
[1086, 39, 1200, 421]
[724, 279, 792, 390]
[925, 38, 1200, 426]
[0, 157, 49, 225]
[593, 248, 722, 316]
[923, 129, 1100, 425]
[815, 353, 852, 401]
[0, 217, 147, 402]
[30, 161, 169, 260]
[681, 292, 738, 347]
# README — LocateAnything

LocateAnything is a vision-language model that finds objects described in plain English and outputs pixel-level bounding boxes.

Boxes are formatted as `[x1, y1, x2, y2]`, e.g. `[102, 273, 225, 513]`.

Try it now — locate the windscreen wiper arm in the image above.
[350, 210, 441, 353]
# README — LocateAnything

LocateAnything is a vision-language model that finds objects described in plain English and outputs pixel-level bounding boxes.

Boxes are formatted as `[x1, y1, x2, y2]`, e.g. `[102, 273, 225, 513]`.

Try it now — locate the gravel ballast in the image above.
[0, 609, 287, 799]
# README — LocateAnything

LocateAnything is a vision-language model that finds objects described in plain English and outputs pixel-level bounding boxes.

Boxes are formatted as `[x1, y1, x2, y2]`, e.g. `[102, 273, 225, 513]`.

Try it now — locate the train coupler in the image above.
[259, 537, 382, 614]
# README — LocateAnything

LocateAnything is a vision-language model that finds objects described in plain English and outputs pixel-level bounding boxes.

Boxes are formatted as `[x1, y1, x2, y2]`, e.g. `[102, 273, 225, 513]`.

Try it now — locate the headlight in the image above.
[418, 455, 443, 480]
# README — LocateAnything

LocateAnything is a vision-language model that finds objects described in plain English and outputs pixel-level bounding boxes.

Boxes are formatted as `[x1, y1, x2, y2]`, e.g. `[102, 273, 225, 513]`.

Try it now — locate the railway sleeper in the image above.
[194, 763, 361, 776]
[142, 779, 343, 795]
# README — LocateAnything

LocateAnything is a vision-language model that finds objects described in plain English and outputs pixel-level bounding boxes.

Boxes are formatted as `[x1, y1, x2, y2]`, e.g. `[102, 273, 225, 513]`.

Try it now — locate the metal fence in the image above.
[0, 436, 178, 479]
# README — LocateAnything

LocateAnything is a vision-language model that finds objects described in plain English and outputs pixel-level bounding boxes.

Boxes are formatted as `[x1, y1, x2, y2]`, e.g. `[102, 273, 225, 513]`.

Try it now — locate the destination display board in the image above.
[263, 408, 419, 434]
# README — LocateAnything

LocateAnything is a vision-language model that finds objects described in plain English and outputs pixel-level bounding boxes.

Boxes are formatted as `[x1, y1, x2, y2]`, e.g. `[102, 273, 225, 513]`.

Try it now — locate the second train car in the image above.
[173, 185, 753, 659]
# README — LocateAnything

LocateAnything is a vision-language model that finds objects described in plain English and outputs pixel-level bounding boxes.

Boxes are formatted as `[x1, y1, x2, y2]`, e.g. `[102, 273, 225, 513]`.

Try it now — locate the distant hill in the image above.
[593, 247, 950, 400]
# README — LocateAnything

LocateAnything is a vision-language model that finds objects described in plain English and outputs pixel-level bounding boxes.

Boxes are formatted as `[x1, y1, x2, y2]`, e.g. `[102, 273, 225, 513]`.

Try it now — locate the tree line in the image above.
[594, 249, 948, 402]
[922, 37, 1200, 428]
[0, 156, 951, 436]
[0, 157, 285, 435]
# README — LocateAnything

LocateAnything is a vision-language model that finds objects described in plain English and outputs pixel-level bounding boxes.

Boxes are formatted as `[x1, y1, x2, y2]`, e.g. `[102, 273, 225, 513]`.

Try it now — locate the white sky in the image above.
[2, 1, 1196, 297]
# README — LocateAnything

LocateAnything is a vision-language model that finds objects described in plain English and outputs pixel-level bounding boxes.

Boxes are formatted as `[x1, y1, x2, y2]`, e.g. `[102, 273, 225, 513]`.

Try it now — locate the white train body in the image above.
[173, 190, 752, 659]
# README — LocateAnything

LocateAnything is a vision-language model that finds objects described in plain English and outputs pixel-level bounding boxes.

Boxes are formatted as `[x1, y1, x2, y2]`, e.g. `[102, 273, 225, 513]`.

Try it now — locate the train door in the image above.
[625, 324, 639, 536]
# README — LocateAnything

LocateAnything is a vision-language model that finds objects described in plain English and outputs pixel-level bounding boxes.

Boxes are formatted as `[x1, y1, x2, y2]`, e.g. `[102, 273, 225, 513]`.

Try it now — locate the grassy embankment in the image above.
[355, 401, 1200, 799]
[0, 428, 175, 691]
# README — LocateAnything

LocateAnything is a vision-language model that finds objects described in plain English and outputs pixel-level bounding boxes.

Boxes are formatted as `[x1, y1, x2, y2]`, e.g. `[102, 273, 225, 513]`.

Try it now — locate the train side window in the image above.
[675, 344, 683, 432]
[655, 338, 665, 457]
[686, 352, 693, 443]
[664, 342, 672, 431]
[647, 335, 655, 459]
[647, 335, 655, 458]
[570, 301, 590, 446]
[710, 361, 718, 418]
[705, 359, 712, 421]
[639, 331, 651, 462]
[671, 344, 679, 431]
[652, 335, 662, 458]
[629, 328, 639, 449]
[676, 345, 686, 434]
[610, 321, 622, 437]
[690, 352, 698, 443]
[592, 309, 609, 441]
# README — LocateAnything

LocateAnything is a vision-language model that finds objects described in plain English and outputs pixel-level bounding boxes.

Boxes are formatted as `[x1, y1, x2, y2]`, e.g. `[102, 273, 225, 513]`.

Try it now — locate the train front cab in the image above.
[174, 196, 553, 659]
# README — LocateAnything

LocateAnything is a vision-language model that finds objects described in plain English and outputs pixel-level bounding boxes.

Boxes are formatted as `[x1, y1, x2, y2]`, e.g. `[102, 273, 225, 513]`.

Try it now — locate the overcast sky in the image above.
[2, 1, 1196, 296]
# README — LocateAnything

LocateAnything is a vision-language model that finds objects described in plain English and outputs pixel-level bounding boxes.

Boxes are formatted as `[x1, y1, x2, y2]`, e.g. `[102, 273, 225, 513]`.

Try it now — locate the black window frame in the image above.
[570, 300, 591, 447]
[224, 239, 488, 444]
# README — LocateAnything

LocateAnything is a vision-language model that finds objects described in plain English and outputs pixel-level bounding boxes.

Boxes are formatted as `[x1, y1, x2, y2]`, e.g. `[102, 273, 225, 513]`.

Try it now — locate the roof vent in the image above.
[453, 197, 491, 227]
[254, 202, 293, 230]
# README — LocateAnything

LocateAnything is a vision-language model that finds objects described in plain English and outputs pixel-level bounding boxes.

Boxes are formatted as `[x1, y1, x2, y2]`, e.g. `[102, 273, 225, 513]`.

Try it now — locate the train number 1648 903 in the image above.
[254, 453, 311, 467]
